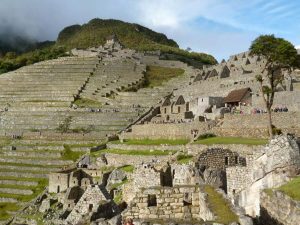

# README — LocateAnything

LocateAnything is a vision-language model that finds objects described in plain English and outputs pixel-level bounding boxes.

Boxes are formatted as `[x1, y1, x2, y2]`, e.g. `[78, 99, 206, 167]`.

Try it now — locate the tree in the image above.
[249, 35, 298, 139]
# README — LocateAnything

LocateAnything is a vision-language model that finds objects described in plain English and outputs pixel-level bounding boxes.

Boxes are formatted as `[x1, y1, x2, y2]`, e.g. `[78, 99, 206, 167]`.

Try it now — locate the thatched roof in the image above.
[224, 88, 251, 103]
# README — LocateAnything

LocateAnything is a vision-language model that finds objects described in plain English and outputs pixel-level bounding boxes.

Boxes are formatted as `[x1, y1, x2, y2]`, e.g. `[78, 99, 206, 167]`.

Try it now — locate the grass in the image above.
[0, 178, 47, 202]
[176, 154, 193, 164]
[113, 191, 123, 204]
[118, 165, 134, 173]
[194, 136, 268, 146]
[113, 138, 189, 145]
[74, 98, 102, 108]
[144, 65, 185, 87]
[277, 176, 300, 200]
[0, 203, 20, 221]
[110, 178, 129, 190]
[20, 212, 44, 225]
[93, 149, 174, 156]
[61, 145, 85, 162]
[204, 185, 238, 225]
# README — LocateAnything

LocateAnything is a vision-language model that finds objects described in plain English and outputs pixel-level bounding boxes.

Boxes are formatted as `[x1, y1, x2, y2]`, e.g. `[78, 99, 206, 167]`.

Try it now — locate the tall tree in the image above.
[249, 35, 298, 139]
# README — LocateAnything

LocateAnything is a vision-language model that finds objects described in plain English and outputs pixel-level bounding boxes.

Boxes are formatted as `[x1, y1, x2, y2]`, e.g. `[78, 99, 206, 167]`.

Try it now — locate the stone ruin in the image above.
[226, 135, 300, 217]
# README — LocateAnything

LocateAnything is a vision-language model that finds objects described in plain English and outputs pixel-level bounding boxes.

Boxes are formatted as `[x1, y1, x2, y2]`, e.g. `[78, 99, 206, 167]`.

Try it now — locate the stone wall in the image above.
[252, 91, 300, 112]
[122, 186, 211, 221]
[106, 143, 185, 151]
[226, 166, 252, 199]
[186, 143, 262, 156]
[259, 190, 300, 225]
[197, 148, 246, 170]
[230, 135, 300, 217]
[213, 112, 300, 138]
[123, 121, 211, 140]
[98, 153, 170, 167]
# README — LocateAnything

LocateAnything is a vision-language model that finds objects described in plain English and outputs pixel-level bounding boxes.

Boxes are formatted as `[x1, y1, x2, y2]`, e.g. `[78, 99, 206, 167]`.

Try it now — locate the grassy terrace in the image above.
[74, 98, 102, 108]
[0, 203, 21, 221]
[176, 154, 193, 164]
[276, 176, 300, 200]
[112, 138, 189, 145]
[194, 136, 268, 146]
[0, 178, 47, 202]
[92, 149, 174, 157]
[145, 65, 185, 87]
[119, 165, 134, 173]
[205, 185, 238, 225]
[0, 177, 47, 220]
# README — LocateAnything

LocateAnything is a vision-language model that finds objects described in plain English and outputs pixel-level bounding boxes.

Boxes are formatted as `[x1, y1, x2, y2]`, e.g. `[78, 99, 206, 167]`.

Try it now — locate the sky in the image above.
[0, 0, 299, 61]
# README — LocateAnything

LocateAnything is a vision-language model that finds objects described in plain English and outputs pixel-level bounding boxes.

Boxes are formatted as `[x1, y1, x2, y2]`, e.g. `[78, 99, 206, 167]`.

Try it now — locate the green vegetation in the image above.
[56, 19, 217, 66]
[92, 148, 174, 156]
[144, 65, 185, 87]
[176, 154, 193, 164]
[118, 165, 134, 173]
[0, 45, 67, 74]
[204, 185, 238, 225]
[0, 19, 216, 75]
[113, 138, 189, 145]
[249, 34, 298, 139]
[113, 191, 123, 204]
[110, 178, 128, 190]
[0, 203, 20, 221]
[73, 98, 102, 108]
[194, 136, 268, 145]
[57, 116, 73, 133]
[61, 145, 84, 162]
[197, 133, 216, 140]
[0, 178, 47, 202]
[277, 176, 300, 200]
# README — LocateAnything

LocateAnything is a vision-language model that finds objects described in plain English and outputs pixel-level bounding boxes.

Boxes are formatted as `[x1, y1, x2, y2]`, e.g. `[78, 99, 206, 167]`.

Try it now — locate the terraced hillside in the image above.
[0, 49, 198, 222]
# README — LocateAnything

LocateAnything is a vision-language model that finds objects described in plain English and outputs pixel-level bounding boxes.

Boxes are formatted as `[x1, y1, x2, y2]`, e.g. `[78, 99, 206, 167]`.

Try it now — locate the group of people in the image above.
[273, 106, 288, 112]
[252, 106, 289, 114]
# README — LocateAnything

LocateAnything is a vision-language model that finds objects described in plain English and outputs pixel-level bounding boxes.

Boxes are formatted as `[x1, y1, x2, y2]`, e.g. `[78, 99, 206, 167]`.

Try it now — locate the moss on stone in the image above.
[204, 185, 238, 225]
[277, 176, 300, 200]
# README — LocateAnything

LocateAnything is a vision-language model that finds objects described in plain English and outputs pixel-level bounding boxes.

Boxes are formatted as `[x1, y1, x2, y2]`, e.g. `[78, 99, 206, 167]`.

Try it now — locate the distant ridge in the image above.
[0, 18, 217, 74]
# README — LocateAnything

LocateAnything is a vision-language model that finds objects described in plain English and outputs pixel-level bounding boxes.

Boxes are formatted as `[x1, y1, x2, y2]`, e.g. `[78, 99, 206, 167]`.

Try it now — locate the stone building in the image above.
[224, 87, 252, 107]
[104, 34, 123, 50]
[196, 148, 247, 192]
[171, 164, 201, 186]
[49, 168, 99, 193]
[159, 95, 194, 123]
[226, 135, 300, 217]
[122, 185, 215, 222]
[197, 148, 247, 170]
[65, 185, 114, 225]
[189, 96, 224, 118]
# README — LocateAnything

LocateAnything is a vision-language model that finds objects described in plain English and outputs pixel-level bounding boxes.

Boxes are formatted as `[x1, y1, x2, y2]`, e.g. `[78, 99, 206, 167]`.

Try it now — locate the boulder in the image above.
[203, 168, 226, 189]
[39, 199, 51, 213]
[106, 169, 126, 188]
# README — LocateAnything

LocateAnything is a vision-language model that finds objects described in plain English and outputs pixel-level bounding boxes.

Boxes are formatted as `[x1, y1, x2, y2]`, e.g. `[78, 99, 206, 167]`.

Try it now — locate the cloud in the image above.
[0, 0, 299, 60]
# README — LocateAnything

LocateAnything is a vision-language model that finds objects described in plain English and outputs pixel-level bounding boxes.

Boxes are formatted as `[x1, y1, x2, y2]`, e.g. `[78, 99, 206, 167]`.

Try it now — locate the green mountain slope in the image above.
[56, 18, 217, 65]
[57, 19, 178, 49]
[0, 18, 217, 74]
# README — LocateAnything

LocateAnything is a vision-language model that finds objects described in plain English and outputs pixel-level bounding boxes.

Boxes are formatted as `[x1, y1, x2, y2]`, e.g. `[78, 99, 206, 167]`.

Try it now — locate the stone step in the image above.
[0, 151, 61, 158]
[0, 157, 73, 166]
[0, 197, 18, 203]
[0, 180, 38, 187]
[0, 188, 33, 196]
[0, 171, 47, 179]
